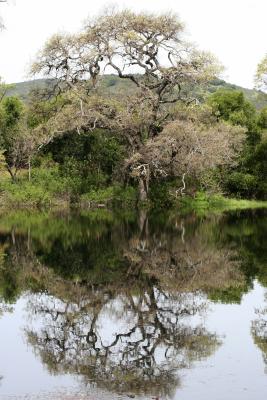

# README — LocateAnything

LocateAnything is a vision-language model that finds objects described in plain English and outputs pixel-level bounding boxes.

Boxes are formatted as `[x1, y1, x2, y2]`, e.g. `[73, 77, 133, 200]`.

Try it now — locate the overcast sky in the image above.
[0, 0, 266, 87]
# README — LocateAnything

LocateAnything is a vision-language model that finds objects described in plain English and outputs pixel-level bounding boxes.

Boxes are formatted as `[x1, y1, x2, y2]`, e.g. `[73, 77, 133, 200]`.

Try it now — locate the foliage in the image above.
[178, 192, 267, 216]
[46, 129, 124, 190]
[149, 179, 178, 209]
[0, 95, 42, 180]
[0, 9, 265, 208]
[206, 88, 267, 199]
[0, 165, 70, 209]
[257, 106, 267, 128]
[125, 117, 245, 201]
[207, 88, 260, 144]
[81, 185, 137, 208]
[255, 54, 267, 91]
[0, 179, 52, 209]
[226, 172, 258, 198]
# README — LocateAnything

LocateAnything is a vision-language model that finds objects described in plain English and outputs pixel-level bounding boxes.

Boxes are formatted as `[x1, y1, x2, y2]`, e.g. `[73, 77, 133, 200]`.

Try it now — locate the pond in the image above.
[0, 208, 267, 399]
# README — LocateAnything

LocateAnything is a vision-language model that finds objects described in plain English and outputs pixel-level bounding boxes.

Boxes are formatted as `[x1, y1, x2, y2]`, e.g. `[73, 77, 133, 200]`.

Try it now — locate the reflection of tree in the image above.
[124, 211, 246, 299]
[0, 210, 255, 397]
[252, 297, 267, 371]
[25, 286, 219, 397]
[217, 210, 267, 289]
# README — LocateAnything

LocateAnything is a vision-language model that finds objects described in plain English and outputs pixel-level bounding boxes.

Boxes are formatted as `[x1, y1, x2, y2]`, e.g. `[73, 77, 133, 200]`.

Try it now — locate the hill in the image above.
[205, 78, 267, 109]
[6, 76, 267, 110]
[5, 78, 55, 101]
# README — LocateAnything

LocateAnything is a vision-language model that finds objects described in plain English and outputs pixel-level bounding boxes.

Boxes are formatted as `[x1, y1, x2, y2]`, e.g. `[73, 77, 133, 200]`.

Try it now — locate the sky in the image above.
[0, 0, 266, 88]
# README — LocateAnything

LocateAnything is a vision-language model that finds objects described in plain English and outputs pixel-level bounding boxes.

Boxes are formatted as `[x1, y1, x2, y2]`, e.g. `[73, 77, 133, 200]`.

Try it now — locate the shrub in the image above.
[226, 172, 258, 198]
[149, 180, 177, 209]
[1, 181, 52, 208]
[81, 185, 137, 208]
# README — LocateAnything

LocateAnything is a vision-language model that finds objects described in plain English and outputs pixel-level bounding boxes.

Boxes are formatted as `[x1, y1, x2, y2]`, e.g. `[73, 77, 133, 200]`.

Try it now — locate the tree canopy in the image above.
[255, 54, 267, 91]
[31, 9, 221, 141]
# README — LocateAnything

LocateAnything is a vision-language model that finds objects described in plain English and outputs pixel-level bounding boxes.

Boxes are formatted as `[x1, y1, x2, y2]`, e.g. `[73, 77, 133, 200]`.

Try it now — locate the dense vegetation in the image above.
[0, 9, 267, 210]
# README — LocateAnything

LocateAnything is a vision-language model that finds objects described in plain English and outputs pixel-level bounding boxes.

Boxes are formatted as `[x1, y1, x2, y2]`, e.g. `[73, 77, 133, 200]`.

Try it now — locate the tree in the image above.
[0, 96, 40, 181]
[30, 9, 221, 143]
[31, 9, 223, 200]
[206, 88, 267, 198]
[0, 79, 13, 102]
[0, 0, 7, 30]
[255, 55, 267, 91]
[258, 106, 267, 129]
[207, 89, 259, 143]
[125, 116, 245, 200]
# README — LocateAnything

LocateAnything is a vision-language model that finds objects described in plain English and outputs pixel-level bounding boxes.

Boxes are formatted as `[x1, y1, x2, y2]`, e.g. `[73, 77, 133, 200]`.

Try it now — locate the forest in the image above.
[0, 8, 267, 211]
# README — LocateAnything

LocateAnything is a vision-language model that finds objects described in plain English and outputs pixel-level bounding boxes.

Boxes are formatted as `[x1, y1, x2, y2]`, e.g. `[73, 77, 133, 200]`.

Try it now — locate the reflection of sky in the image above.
[0, 296, 78, 397]
[0, 282, 267, 399]
[176, 281, 267, 400]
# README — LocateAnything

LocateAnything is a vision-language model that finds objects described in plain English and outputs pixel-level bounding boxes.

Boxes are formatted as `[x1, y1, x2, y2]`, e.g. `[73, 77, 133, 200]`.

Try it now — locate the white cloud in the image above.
[0, 0, 265, 87]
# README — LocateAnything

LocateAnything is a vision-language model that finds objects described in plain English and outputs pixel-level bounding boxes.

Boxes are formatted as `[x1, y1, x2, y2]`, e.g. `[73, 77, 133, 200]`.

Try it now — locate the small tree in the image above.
[0, 96, 40, 181]
[255, 55, 267, 91]
[207, 89, 260, 144]
[0, 0, 7, 30]
[258, 106, 267, 129]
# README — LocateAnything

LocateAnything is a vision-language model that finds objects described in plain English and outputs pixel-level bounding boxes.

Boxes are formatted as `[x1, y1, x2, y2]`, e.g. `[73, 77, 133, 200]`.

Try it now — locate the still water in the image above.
[0, 209, 267, 399]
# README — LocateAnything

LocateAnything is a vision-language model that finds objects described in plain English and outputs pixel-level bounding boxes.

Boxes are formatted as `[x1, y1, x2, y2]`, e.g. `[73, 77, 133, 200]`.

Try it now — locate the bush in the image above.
[0, 165, 71, 209]
[112, 185, 137, 207]
[149, 180, 177, 209]
[31, 166, 69, 196]
[81, 185, 137, 208]
[81, 187, 114, 205]
[226, 172, 258, 198]
[1, 181, 52, 209]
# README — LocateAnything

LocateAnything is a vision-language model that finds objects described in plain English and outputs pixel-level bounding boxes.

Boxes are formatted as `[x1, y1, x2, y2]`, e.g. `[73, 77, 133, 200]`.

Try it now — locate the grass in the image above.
[178, 192, 267, 215]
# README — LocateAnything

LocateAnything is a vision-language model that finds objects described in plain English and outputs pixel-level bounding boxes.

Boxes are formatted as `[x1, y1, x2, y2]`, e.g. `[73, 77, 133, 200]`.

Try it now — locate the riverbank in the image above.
[177, 192, 267, 215]
[0, 170, 267, 213]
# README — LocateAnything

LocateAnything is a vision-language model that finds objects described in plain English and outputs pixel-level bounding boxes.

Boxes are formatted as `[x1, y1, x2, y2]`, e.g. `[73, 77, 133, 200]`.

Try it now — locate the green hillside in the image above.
[205, 78, 267, 109]
[5, 78, 55, 101]
[6, 75, 267, 109]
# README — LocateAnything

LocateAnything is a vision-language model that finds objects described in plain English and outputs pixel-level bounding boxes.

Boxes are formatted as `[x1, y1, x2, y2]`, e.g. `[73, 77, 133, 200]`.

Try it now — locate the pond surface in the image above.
[0, 208, 267, 399]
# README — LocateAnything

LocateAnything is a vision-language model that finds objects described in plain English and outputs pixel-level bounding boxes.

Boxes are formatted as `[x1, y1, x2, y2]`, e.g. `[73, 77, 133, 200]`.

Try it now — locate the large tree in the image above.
[31, 9, 229, 200]
[31, 9, 220, 139]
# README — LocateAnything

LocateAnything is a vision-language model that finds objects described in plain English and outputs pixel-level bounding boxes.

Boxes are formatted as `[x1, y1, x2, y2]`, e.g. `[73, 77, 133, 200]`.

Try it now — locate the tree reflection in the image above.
[25, 287, 219, 397]
[252, 296, 267, 371]
[0, 209, 256, 397]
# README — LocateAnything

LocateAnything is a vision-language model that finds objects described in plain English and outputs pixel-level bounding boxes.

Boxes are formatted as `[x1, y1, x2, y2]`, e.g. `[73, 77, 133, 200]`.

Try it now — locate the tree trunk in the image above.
[138, 209, 148, 238]
[138, 165, 150, 202]
[7, 166, 16, 182]
[28, 157, 31, 182]
[138, 177, 148, 202]
[176, 173, 186, 197]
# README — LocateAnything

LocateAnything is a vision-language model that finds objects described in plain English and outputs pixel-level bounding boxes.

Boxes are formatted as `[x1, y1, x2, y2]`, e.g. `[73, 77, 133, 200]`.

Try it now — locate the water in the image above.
[0, 208, 266, 399]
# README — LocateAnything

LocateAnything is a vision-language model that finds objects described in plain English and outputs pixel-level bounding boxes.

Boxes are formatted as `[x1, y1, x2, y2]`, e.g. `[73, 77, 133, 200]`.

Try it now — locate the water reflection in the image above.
[25, 292, 218, 397]
[0, 209, 266, 397]
[252, 292, 267, 373]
